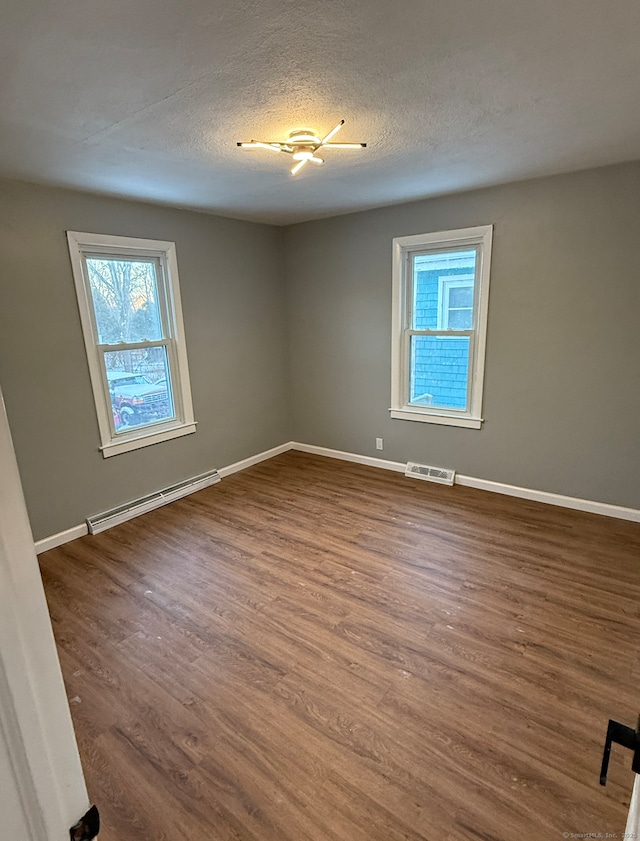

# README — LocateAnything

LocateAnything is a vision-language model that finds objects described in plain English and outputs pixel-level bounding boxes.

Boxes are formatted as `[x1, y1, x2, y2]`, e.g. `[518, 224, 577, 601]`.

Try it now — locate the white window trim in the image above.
[390, 225, 493, 429]
[67, 231, 196, 457]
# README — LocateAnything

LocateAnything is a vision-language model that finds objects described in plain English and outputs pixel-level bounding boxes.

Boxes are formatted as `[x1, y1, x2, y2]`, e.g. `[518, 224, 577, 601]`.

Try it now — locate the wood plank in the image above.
[39, 451, 640, 840]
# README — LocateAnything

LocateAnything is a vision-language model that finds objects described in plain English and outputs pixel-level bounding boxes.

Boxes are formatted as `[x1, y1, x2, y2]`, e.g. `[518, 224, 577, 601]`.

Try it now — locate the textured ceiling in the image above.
[2, 0, 640, 225]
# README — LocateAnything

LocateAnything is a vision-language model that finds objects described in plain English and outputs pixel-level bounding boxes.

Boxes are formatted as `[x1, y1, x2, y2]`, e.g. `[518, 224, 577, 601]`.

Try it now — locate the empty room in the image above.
[1, 2, 640, 840]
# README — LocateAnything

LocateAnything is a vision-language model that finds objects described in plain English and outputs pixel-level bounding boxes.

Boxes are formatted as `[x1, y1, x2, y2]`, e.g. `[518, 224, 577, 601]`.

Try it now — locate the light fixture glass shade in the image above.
[288, 130, 320, 144]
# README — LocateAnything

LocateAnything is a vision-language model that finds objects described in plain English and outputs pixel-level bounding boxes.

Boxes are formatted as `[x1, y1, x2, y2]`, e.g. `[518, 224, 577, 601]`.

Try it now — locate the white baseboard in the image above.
[35, 524, 88, 554]
[291, 442, 406, 474]
[217, 442, 292, 479]
[290, 441, 640, 524]
[454, 474, 640, 522]
[35, 439, 640, 553]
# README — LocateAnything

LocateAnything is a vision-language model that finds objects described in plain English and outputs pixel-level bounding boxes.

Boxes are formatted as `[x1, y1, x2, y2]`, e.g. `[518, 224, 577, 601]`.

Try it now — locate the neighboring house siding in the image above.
[412, 268, 470, 409]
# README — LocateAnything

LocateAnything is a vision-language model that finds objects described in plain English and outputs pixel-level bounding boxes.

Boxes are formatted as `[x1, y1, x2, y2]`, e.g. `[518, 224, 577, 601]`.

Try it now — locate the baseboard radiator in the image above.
[86, 469, 220, 534]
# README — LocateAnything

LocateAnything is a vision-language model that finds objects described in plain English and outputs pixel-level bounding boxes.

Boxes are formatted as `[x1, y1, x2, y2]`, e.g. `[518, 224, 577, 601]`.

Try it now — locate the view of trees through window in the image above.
[86, 257, 173, 430]
[87, 257, 161, 343]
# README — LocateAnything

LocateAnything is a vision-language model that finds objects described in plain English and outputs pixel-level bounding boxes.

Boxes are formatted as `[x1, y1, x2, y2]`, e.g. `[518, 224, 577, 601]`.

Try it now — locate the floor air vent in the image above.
[87, 469, 220, 534]
[405, 462, 455, 486]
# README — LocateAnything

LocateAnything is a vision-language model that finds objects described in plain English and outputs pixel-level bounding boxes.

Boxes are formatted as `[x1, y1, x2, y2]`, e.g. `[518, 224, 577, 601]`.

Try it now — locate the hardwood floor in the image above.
[39, 451, 640, 840]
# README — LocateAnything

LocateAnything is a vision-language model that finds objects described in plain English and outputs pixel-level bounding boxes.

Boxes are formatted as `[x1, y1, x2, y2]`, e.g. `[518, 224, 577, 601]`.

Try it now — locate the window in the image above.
[437, 276, 474, 329]
[391, 225, 493, 429]
[67, 232, 196, 457]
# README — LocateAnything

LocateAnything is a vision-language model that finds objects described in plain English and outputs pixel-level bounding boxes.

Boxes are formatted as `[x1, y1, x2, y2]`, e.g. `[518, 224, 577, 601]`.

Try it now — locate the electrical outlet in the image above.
[376, 438, 383, 450]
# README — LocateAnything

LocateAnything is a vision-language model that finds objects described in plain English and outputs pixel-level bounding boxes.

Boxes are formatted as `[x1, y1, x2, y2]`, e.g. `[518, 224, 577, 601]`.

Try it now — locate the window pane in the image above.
[86, 257, 163, 344]
[409, 335, 470, 410]
[448, 308, 473, 329]
[105, 347, 174, 431]
[449, 286, 473, 309]
[412, 249, 476, 330]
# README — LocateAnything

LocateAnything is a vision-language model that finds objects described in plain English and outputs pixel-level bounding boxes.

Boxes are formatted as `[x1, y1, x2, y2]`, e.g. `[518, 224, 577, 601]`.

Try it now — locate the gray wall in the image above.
[2, 162, 640, 541]
[284, 162, 640, 509]
[0, 180, 290, 540]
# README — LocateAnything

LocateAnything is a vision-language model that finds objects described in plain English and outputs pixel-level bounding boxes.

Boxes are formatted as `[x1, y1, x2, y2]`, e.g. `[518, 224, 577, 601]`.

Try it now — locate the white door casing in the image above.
[627, 775, 640, 836]
[0, 384, 89, 840]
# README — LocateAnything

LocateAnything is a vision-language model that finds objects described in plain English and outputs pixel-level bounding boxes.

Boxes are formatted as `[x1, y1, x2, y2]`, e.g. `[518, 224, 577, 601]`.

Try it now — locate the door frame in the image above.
[0, 384, 89, 840]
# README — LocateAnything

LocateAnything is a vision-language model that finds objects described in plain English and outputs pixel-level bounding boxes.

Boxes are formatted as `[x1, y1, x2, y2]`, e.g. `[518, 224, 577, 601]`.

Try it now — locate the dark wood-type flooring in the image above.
[39, 451, 640, 840]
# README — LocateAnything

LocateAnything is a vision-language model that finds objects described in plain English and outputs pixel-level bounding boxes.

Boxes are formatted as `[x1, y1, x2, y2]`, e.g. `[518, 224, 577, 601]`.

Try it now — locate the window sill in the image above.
[100, 421, 197, 458]
[389, 409, 482, 429]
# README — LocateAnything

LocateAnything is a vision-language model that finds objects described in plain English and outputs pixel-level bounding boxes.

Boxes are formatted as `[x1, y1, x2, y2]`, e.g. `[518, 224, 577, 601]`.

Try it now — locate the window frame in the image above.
[437, 275, 475, 330]
[67, 231, 196, 457]
[390, 225, 493, 429]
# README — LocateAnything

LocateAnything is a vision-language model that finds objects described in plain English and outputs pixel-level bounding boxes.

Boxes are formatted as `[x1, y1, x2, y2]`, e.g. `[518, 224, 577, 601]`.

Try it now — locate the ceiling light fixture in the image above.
[237, 119, 366, 176]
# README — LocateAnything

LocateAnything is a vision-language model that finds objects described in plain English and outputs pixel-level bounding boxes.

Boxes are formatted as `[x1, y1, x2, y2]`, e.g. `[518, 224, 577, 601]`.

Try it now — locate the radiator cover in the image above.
[86, 469, 220, 534]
